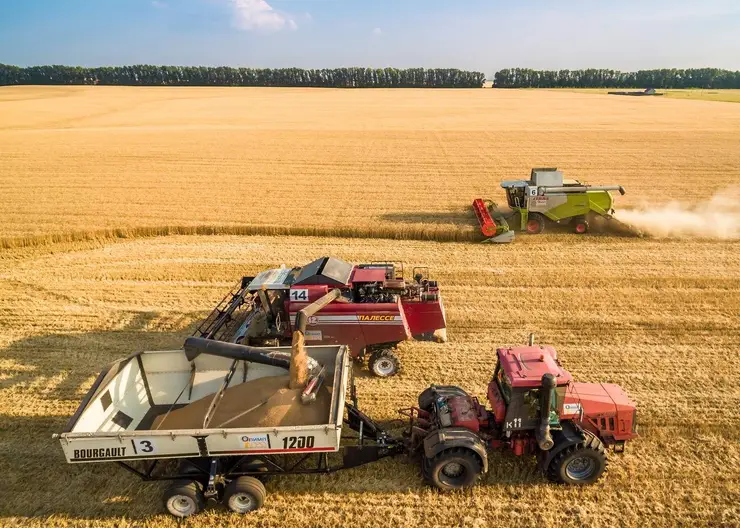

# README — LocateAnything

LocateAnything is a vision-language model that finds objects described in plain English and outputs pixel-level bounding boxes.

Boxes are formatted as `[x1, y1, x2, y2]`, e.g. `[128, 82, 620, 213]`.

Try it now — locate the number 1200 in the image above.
[281, 435, 315, 449]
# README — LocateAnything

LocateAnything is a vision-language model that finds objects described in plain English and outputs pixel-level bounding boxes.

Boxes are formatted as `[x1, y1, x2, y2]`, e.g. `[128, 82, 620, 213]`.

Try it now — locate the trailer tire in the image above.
[427, 447, 482, 491]
[546, 433, 607, 485]
[369, 349, 400, 378]
[163, 480, 205, 518]
[525, 213, 546, 234]
[224, 476, 266, 514]
[573, 216, 589, 234]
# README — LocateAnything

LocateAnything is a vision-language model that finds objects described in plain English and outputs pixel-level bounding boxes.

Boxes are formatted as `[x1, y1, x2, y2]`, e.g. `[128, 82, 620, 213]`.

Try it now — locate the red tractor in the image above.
[194, 257, 447, 377]
[402, 336, 638, 488]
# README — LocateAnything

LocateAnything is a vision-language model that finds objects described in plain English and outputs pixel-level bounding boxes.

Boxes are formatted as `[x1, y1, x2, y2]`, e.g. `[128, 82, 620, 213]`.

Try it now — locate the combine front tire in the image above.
[163, 480, 205, 518]
[224, 476, 266, 514]
[573, 216, 589, 234]
[426, 448, 482, 491]
[525, 213, 546, 234]
[546, 434, 607, 485]
[369, 349, 400, 378]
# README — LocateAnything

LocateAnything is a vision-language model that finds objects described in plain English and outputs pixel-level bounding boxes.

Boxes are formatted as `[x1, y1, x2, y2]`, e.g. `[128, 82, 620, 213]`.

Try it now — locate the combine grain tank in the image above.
[193, 257, 447, 378]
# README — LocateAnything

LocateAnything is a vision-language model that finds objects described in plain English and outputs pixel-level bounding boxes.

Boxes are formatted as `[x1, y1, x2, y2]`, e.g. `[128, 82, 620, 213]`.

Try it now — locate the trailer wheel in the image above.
[547, 434, 607, 485]
[224, 476, 266, 514]
[163, 480, 205, 518]
[369, 349, 400, 378]
[427, 448, 482, 491]
[573, 216, 589, 234]
[525, 213, 546, 234]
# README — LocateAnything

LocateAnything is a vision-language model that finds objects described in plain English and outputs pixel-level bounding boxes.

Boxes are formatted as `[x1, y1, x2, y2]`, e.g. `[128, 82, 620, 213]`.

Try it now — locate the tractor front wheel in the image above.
[426, 448, 482, 491]
[368, 349, 400, 378]
[546, 434, 607, 485]
[573, 216, 589, 234]
[525, 213, 546, 234]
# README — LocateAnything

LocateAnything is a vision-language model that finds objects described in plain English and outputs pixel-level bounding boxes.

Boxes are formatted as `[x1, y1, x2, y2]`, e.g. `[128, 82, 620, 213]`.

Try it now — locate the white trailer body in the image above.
[56, 345, 350, 464]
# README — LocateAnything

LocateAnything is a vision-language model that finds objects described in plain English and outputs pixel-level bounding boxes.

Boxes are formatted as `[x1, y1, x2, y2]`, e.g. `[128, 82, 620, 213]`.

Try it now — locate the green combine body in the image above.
[472, 168, 625, 242]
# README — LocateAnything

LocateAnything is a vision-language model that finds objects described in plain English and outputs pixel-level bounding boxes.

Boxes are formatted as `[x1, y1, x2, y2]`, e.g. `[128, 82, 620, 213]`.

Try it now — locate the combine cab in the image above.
[473, 168, 626, 242]
[194, 257, 447, 378]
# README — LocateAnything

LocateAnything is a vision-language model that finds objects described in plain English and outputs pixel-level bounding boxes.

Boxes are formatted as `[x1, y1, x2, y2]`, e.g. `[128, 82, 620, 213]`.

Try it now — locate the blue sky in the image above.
[1, 0, 738, 74]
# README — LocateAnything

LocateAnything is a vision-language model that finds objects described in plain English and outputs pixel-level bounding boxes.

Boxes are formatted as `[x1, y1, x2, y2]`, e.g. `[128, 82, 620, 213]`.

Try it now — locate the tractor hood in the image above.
[563, 382, 636, 419]
[562, 382, 638, 443]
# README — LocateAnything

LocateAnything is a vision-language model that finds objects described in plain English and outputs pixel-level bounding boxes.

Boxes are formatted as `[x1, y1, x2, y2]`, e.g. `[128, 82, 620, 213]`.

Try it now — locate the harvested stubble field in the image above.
[0, 86, 739, 527]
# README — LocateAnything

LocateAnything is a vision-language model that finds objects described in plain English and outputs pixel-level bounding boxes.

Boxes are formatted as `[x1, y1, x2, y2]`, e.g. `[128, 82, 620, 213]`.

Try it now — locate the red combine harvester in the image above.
[194, 257, 447, 377]
[403, 335, 638, 488]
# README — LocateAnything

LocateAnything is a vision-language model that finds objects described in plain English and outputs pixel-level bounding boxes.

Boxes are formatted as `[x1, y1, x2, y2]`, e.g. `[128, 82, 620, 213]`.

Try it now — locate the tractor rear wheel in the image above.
[369, 349, 400, 378]
[573, 216, 590, 234]
[163, 480, 205, 518]
[427, 448, 482, 491]
[525, 213, 546, 234]
[546, 433, 607, 485]
[224, 476, 266, 514]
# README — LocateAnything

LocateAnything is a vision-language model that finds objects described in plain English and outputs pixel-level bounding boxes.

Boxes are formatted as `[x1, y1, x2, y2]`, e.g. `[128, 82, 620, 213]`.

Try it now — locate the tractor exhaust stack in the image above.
[536, 373, 556, 451]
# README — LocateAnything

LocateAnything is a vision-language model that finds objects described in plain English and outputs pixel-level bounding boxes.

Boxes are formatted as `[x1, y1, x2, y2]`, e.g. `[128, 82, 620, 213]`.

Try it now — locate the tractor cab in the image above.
[487, 344, 572, 435]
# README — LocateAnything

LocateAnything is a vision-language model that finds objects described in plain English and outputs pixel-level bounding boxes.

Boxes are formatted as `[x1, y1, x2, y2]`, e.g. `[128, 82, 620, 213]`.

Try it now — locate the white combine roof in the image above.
[247, 267, 295, 290]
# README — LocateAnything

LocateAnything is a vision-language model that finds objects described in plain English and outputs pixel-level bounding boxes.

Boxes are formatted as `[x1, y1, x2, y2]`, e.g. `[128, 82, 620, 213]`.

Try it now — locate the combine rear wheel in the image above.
[547, 434, 607, 485]
[163, 480, 205, 518]
[525, 213, 546, 234]
[426, 448, 482, 491]
[369, 349, 400, 378]
[224, 476, 266, 514]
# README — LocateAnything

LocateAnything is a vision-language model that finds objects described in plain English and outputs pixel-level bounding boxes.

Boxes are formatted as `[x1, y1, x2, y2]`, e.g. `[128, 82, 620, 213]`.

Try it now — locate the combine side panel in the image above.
[586, 191, 614, 217]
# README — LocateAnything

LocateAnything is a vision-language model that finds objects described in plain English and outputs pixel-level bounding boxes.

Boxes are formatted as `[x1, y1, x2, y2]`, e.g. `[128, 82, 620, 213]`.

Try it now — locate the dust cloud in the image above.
[615, 188, 740, 240]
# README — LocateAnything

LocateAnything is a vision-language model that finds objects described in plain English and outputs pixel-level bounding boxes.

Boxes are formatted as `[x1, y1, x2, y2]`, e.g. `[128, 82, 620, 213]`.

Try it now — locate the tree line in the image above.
[0, 64, 485, 88]
[3, 64, 738, 89]
[493, 68, 740, 89]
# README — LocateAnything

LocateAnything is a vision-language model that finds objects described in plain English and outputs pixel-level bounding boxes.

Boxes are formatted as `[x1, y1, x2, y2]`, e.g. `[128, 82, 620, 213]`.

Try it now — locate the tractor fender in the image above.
[423, 427, 488, 474]
[539, 422, 585, 470]
[418, 385, 469, 410]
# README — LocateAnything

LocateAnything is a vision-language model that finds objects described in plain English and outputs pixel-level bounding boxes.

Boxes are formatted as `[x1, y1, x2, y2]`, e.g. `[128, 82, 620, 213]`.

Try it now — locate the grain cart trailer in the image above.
[54, 341, 403, 517]
[473, 168, 626, 240]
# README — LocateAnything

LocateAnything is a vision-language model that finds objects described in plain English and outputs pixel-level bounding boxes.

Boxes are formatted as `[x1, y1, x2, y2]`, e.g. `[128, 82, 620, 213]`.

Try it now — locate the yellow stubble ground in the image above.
[0, 86, 739, 527]
[0, 234, 738, 527]
[1, 86, 740, 244]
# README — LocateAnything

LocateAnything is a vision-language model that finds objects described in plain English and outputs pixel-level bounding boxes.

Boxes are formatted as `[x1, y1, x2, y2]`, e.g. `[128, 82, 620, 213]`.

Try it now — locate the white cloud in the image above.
[229, 0, 297, 32]
[372, 27, 382, 36]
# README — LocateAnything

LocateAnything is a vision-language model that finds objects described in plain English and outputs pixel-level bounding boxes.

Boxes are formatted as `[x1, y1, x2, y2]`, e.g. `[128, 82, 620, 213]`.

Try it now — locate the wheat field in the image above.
[0, 86, 739, 527]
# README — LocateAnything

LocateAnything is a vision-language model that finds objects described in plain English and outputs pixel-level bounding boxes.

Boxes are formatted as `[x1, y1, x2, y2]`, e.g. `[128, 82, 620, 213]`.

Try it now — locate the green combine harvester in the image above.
[472, 168, 626, 243]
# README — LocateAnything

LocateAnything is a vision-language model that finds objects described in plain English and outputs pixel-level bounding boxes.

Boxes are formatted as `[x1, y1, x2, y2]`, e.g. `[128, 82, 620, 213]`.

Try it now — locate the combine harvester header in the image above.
[473, 168, 626, 243]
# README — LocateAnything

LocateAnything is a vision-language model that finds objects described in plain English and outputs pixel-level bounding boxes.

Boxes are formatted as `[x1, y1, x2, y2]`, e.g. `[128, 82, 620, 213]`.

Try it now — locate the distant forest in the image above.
[493, 68, 740, 89]
[0, 64, 485, 88]
[1, 64, 739, 89]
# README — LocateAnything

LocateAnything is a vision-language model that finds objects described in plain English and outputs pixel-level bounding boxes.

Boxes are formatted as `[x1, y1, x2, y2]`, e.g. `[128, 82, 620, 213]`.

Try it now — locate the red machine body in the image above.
[405, 340, 638, 488]
[196, 257, 446, 377]
[282, 258, 446, 357]
[484, 345, 638, 446]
